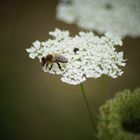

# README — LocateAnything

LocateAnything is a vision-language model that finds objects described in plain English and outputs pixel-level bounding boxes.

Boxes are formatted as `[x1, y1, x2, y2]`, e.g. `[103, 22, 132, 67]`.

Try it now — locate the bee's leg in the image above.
[57, 62, 61, 70]
[49, 63, 53, 70]
[46, 63, 49, 68]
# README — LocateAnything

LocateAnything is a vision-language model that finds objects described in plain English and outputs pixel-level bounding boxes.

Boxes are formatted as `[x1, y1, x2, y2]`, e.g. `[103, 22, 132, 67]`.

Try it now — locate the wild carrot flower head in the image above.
[98, 88, 140, 140]
[56, 0, 140, 37]
[26, 28, 125, 85]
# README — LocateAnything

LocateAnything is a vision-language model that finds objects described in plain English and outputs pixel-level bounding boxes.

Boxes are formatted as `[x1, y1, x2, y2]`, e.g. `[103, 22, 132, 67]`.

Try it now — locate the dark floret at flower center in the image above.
[73, 47, 79, 54]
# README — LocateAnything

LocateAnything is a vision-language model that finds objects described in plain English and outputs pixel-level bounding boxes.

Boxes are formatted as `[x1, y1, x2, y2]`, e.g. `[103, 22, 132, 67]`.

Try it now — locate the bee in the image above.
[41, 53, 68, 70]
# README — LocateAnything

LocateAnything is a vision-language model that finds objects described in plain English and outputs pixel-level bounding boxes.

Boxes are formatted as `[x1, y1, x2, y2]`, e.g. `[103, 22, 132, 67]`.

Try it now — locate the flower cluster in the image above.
[26, 28, 125, 85]
[98, 88, 140, 140]
[56, 0, 140, 38]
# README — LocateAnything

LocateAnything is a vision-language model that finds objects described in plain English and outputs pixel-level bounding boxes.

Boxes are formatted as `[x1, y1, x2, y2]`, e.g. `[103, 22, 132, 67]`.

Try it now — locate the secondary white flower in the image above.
[56, 0, 140, 38]
[26, 28, 125, 85]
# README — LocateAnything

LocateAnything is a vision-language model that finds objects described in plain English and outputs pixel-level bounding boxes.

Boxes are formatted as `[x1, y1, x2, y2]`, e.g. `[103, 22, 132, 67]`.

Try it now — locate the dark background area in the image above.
[1, 0, 140, 140]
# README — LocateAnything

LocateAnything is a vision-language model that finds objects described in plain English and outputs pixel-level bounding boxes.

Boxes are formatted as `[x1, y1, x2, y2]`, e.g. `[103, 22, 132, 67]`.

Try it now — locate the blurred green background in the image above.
[1, 0, 140, 140]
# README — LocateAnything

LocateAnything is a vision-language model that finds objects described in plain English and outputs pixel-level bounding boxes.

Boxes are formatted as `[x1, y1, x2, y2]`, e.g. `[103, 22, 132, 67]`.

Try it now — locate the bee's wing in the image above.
[56, 55, 68, 63]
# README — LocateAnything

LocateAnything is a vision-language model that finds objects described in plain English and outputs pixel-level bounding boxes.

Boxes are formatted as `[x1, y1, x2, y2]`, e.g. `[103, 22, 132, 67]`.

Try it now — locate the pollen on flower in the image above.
[26, 28, 126, 85]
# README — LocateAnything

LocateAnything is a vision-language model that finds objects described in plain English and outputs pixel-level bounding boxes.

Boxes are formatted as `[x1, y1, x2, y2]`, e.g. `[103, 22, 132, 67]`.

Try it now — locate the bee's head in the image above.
[41, 54, 53, 66]
[41, 57, 46, 66]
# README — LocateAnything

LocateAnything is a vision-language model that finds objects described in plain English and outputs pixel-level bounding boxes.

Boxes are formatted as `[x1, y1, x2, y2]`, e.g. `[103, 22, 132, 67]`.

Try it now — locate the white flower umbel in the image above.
[56, 0, 140, 38]
[26, 28, 125, 85]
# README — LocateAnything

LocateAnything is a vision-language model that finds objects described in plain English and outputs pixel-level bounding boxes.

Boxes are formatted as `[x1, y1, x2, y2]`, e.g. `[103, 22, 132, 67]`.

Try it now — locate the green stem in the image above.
[80, 83, 98, 136]
[100, 75, 108, 102]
